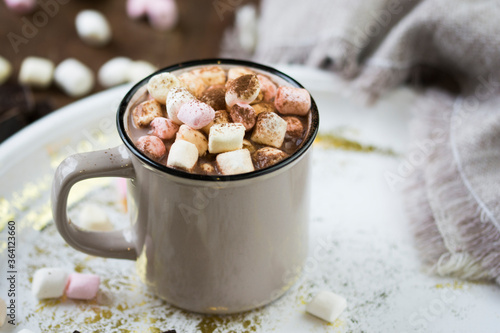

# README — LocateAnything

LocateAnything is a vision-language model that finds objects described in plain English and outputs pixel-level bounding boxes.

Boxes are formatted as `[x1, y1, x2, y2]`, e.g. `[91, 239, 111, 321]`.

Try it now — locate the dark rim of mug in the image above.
[117, 58, 320, 182]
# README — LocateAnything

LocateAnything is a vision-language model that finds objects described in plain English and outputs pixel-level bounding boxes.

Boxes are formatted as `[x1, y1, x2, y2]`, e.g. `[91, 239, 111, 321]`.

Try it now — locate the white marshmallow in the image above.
[235, 4, 258, 53]
[0, 297, 6, 327]
[32, 268, 69, 299]
[227, 67, 254, 81]
[216, 149, 254, 175]
[75, 10, 112, 47]
[167, 140, 199, 171]
[176, 125, 208, 156]
[166, 87, 195, 124]
[178, 71, 207, 98]
[0, 56, 12, 85]
[251, 112, 287, 148]
[192, 66, 226, 86]
[19, 57, 54, 88]
[306, 291, 347, 323]
[208, 123, 245, 154]
[127, 60, 158, 83]
[148, 72, 184, 104]
[78, 204, 113, 231]
[98, 57, 133, 87]
[54, 59, 94, 97]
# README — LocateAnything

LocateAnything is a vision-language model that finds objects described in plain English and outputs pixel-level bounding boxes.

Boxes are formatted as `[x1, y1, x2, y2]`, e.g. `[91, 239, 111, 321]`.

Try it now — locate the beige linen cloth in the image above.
[222, 0, 500, 284]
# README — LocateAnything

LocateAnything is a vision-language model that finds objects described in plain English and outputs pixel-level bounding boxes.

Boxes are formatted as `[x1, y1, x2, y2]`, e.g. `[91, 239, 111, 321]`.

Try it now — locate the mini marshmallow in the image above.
[19, 57, 54, 88]
[4, 0, 37, 14]
[176, 125, 208, 156]
[242, 139, 256, 153]
[178, 71, 207, 98]
[177, 100, 215, 129]
[98, 57, 133, 87]
[148, 72, 184, 104]
[235, 4, 258, 53]
[127, 0, 148, 19]
[225, 74, 261, 107]
[227, 67, 254, 82]
[200, 85, 226, 111]
[136, 135, 166, 160]
[229, 103, 256, 131]
[127, 60, 158, 83]
[192, 66, 226, 86]
[0, 56, 12, 85]
[306, 290, 347, 323]
[54, 59, 94, 97]
[200, 163, 215, 174]
[75, 10, 112, 47]
[257, 74, 278, 102]
[32, 268, 69, 299]
[251, 112, 287, 148]
[150, 117, 179, 139]
[166, 87, 195, 124]
[133, 99, 164, 127]
[250, 89, 264, 105]
[216, 149, 254, 175]
[201, 110, 230, 135]
[78, 204, 113, 231]
[274, 86, 311, 116]
[167, 140, 198, 171]
[252, 147, 287, 169]
[252, 102, 276, 115]
[65, 273, 100, 300]
[146, 0, 178, 30]
[0, 297, 6, 327]
[284, 116, 304, 137]
[208, 123, 245, 154]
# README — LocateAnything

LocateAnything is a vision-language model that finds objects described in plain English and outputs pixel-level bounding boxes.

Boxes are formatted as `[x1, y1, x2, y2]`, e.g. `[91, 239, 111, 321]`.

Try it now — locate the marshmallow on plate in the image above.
[148, 72, 184, 104]
[252, 147, 288, 169]
[178, 71, 207, 98]
[65, 273, 100, 300]
[133, 99, 164, 127]
[274, 86, 311, 116]
[0, 56, 12, 85]
[306, 290, 347, 323]
[167, 140, 199, 171]
[225, 74, 261, 107]
[177, 100, 215, 129]
[127, 60, 157, 83]
[201, 109, 230, 135]
[75, 10, 112, 47]
[98, 57, 133, 87]
[4, 0, 37, 14]
[176, 125, 208, 156]
[0, 297, 5, 327]
[166, 87, 195, 125]
[251, 111, 287, 148]
[19, 57, 54, 88]
[227, 67, 254, 81]
[150, 117, 179, 139]
[199, 85, 226, 111]
[146, 0, 178, 31]
[32, 268, 69, 299]
[257, 74, 277, 102]
[78, 204, 113, 231]
[192, 66, 226, 86]
[229, 103, 256, 131]
[208, 123, 245, 154]
[136, 135, 166, 160]
[216, 149, 255, 175]
[54, 59, 94, 97]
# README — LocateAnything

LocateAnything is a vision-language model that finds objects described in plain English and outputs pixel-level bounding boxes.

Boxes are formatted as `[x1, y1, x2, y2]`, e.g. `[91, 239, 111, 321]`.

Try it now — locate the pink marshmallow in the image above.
[146, 0, 178, 31]
[4, 0, 37, 14]
[177, 100, 215, 130]
[65, 273, 100, 300]
[149, 117, 179, 139]
[136, 135, 167, 160]
[274, 87, 311, 116]
[257, 75, 277, 102]
[127, 0, 149, 19]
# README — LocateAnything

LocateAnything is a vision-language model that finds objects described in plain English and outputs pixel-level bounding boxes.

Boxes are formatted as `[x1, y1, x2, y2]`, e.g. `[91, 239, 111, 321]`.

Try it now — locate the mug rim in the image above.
[117, 58, 319, 182]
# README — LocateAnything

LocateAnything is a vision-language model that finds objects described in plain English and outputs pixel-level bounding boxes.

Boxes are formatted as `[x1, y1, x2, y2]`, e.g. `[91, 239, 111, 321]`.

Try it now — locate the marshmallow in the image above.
[250, 89, 264, 105]
[65, 273, 100, 300]
[78, 204, 113, 231]
[178, 72, 207, 98]
[136, 135, 166, 160]
[227, 67, 254, 81]
[252, 102, 276, 115]
[75, 10, 112, 47]
[0, 56, 12, 85]
[167, 140, 199, 171]
[284, 116, 305, 137]
[127, 0, 148, 19]
[192, 66, 226, 86]
[150, 117, 179, 139]
[306, 291, 347, 323]
[19, 57, 54, 88]
[176, 125, 208, 156]
[98, 57, 133, 87]
[252, 147, 288, 169]
[32, 268, 69, 299]
[216, 149, 255, 175]
[177, 100, 215, 129]
[208, 123, 245, 154]
[132, 99, 164, 127]
[0, 297, 5, 327]
[54, 59, 94, 97]
[4, 0, 37, 14]
[201, 110, 230, 135]
[274, 86, 311, 116]
[148, 72, 184, 104]
[235, 4, 258, 53]
[127, 60, 158, 83]
[257, 74, 277, 102]
[199, 85, 226, 111]
[166, 87, 196, 124]
[225, 74, 261, 107]
[229, 103, 256, 131]
[251, 112, 287, 148]
[146, 0, 178, 31]
[242, 139, 256, 153]
[200, 163, 215, 174]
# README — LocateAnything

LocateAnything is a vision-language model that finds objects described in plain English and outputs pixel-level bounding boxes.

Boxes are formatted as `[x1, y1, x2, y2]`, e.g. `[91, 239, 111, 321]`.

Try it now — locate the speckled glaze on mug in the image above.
[52, 59, 319, 314]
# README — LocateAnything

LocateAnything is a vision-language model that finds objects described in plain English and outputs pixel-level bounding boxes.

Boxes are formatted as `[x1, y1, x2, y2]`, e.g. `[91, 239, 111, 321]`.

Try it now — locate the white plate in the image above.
[0, 67, 499, 333]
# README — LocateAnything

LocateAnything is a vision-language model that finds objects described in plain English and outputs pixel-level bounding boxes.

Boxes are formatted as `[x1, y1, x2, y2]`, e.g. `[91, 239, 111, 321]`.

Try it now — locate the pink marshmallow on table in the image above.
[177, 100, 215, 130]
[65, 273, 100, 300]
[257, 75, 277, 102]
[274, 86, 311, 116]
[127, 0, 149, 19]
[136, 135, 167, 160]
[146, 0, 178, 31]
[4, 0, 37, 14]
[149, 117, 179, 139]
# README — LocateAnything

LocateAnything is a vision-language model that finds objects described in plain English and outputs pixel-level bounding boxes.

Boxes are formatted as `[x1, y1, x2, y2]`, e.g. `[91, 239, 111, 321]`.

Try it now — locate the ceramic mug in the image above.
[52, 59, 319, 314]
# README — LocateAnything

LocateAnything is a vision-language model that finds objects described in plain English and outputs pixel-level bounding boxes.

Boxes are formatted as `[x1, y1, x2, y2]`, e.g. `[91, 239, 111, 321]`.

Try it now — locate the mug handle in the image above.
[51, 145, 137, 260]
